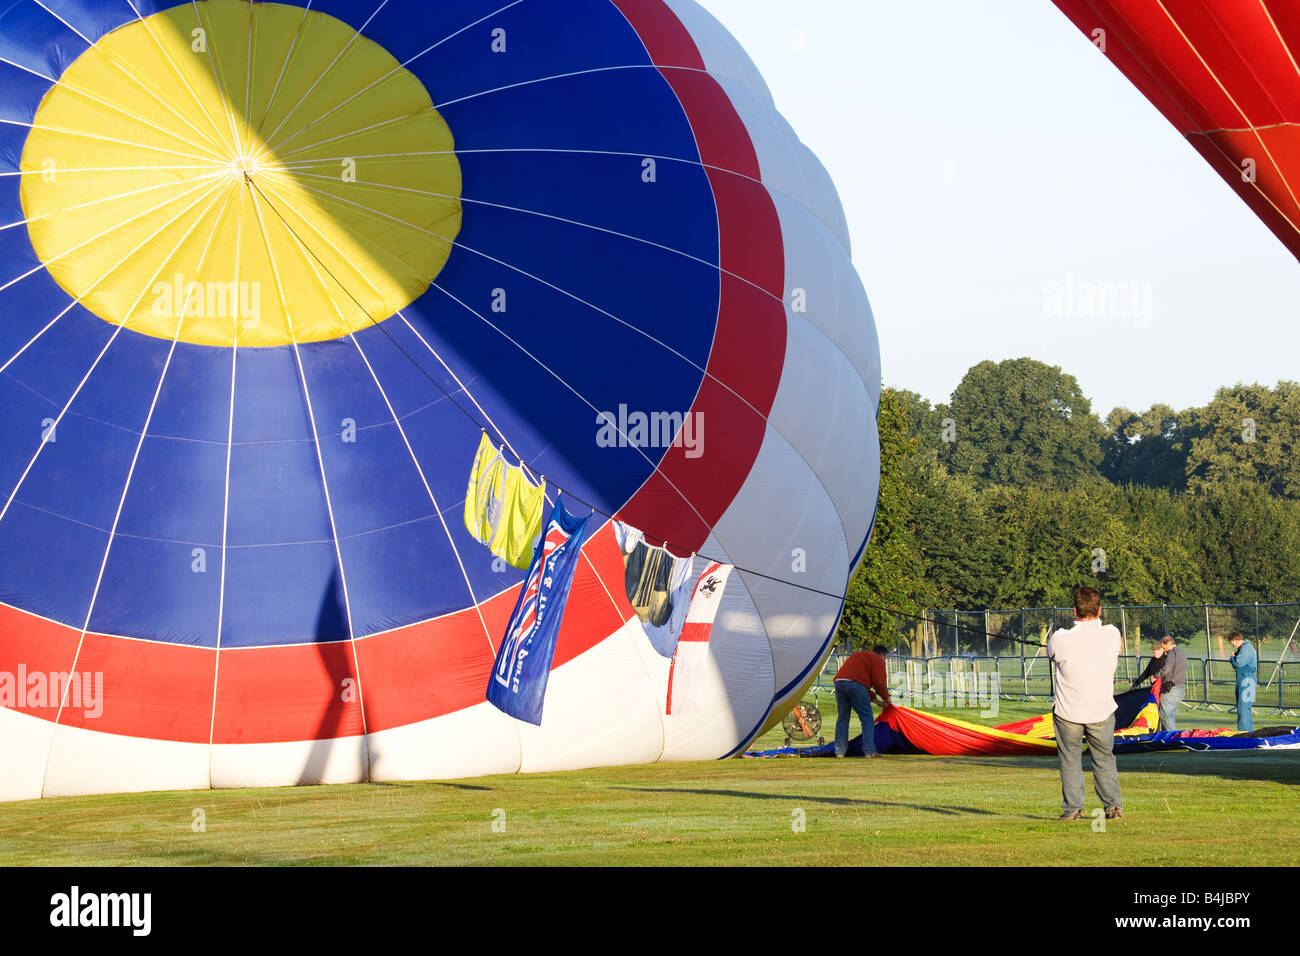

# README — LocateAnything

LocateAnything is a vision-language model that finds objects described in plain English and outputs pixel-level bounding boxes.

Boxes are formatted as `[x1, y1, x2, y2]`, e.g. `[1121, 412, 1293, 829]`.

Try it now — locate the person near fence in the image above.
[1228, 631, 1257, 732]
[1047, 586, 1123, 821]
[833, 644, 891, 758]
[1132, 635, 1187, 731]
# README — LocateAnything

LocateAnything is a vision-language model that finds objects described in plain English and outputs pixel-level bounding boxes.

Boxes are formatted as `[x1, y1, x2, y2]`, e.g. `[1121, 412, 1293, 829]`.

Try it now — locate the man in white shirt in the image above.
[1047, 586, 1123, 821]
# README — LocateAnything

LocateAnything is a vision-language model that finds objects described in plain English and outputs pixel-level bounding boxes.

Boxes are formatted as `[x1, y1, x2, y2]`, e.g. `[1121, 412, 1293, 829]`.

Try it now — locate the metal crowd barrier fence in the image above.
[813, 651, 1299, 717]
[904, 604, 1300, 666]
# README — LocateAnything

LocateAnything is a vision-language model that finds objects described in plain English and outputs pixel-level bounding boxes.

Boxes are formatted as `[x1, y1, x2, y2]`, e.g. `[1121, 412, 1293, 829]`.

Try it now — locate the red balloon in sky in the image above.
[1053, 0, 1300, 259]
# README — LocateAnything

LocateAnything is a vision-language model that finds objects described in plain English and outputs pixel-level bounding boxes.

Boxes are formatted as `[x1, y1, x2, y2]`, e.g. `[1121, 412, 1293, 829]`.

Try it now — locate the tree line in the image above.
[840, 357, 1300, 647]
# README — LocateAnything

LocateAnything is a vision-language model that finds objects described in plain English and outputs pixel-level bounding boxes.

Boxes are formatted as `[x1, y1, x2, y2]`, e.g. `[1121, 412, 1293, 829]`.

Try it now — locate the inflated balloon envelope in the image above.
[1052, 0, 1300, 261]
[0, 0, 880, 800]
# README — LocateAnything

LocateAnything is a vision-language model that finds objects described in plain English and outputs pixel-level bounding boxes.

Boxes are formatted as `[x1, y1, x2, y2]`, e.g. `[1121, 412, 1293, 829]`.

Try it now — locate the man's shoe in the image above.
[1105, 807, 1123, 819]
[1058, 810, 1083, 821]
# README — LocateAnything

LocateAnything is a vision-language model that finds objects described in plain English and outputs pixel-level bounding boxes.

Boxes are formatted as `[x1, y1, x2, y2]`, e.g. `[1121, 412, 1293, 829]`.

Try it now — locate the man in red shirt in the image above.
[834, 644, 891, 757]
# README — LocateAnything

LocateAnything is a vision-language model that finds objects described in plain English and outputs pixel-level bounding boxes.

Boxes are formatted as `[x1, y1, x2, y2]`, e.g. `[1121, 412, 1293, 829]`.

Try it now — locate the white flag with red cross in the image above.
[665, 561, 732, 716]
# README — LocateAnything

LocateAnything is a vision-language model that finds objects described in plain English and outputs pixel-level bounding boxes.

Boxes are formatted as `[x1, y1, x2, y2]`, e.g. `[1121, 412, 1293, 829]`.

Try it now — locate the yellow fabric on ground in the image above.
[1022, 713, 1055, 739]
[919, 708, 1057, 750]
[1115, 698, 1160, 737]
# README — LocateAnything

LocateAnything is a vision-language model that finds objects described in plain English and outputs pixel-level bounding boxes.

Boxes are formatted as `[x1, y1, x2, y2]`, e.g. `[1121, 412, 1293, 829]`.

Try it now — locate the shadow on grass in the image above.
[613, 786, 1042, 819]
[935, 752, 1300, 785]
[1118, 752, 1300, 785]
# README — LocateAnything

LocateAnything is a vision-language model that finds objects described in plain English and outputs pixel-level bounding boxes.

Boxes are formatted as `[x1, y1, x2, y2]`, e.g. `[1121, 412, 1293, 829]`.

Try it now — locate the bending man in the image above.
[833, 644, 891, 758]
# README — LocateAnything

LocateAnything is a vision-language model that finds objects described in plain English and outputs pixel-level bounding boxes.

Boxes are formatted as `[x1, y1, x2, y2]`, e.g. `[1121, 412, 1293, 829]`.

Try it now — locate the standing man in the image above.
[1048, 587, 1123, 821]
[1228, 631, 1257, 732]
[1132, 635, 1187, 730]
[833, 643, 891, 758]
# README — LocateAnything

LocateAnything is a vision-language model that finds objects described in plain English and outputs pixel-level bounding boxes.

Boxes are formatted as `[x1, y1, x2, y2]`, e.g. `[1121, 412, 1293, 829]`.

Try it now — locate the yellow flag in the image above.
[463, 431, 546, 569]
[496, 468, 546, 570]
[464, 431, 507, 545]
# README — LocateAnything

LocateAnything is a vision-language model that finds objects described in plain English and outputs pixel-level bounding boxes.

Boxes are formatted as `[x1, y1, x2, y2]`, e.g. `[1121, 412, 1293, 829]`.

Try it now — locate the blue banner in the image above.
[486, 498, 590, 725]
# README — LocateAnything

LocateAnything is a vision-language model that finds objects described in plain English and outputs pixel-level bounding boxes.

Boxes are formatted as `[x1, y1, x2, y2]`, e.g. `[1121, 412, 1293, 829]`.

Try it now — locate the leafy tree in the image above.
[976, 484, 1116, 608]
[1102, 403, 1189, 490]
[1105, 485, 1203, 603]
[939, 358, 1105, 489]
[839, 387, 927, 649]
[940, 483, 1200, 610]
[908, 458, 994, 609]
[1185, 382, 1300, 499]
[891, 388, 945, 460]
[1186, 482, 1300, 604]
[838, 362, 1300, 653]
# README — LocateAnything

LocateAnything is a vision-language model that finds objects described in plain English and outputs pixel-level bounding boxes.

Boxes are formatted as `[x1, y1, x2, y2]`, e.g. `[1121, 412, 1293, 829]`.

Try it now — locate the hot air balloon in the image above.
[1052, 0, 1300, 259]
[0, 0, 879, 801]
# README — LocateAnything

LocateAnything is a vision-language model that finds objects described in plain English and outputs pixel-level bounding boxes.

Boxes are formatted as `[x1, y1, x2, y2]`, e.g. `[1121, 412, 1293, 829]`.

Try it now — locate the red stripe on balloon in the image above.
[0, 521, 630, 743]
[612, 0, 787, 555]
[61, 632, 212, 741]
[212, 640, 365, 744]
[712, 269, 785, 412]
[610, 0, 705, 68]
[354, 588, 510, 735]
[660, 66, 762, 181]
[358, 520, 630, 733]
[0, 603, 83, 723]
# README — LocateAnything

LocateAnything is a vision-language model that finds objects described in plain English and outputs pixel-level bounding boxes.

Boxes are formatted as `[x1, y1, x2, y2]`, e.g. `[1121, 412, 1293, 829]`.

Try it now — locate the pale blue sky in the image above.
[697, 0, 1300, 418]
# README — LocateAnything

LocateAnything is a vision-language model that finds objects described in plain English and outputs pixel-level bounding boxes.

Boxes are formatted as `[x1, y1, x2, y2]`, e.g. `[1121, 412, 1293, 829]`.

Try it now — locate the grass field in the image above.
[1, 697, 1295, 866]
